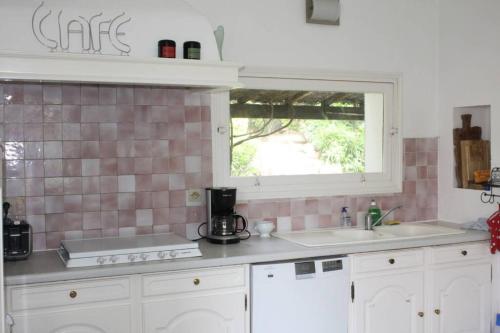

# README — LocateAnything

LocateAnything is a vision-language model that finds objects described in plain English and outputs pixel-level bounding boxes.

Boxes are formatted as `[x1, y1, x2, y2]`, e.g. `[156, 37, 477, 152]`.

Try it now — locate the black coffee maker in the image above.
[206, 187, 249, 244]
[3, 202, 32, 261]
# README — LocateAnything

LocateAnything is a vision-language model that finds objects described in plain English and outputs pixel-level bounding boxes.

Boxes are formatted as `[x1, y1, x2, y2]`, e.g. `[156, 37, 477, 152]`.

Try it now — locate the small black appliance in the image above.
[206, 187, 249, 244]
[3, 202, 32, 261]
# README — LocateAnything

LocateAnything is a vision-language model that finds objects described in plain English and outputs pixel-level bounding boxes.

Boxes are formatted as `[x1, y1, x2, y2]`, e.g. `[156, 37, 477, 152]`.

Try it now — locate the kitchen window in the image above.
[211, 69, 402, 200]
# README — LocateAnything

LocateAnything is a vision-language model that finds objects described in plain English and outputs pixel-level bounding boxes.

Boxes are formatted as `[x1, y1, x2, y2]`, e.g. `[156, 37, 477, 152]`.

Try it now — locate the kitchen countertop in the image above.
[4, 222, 491, 286]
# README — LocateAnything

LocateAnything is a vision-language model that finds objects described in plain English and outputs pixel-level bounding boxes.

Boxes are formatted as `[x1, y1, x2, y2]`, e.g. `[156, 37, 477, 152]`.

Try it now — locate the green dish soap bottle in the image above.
[368, 199, 382, 224]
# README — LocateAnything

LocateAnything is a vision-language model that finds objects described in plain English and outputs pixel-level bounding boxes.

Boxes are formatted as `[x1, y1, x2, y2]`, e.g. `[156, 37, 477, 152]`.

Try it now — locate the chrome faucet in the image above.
[364, 205, 403, 230]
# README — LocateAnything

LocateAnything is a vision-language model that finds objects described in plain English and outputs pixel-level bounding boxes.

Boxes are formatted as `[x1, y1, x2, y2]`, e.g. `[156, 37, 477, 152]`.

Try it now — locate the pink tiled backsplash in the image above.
[241, 137, 438, 232]
[1, 82, 212, 250]
[1, 82, 438, 250]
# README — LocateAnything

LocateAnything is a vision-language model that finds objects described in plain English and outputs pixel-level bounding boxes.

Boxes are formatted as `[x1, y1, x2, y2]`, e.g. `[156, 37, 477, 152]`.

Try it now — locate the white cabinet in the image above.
[352, 272, 424, 333]
[350, 249, 425, 333]
[5, 265, 249, 333]
[350, 242, 492, 333]
[143, 292, 246, 333]
[141, 266, 249, 333]
[9, 305, 132, 333]
[6, 277, 135, 333]
[427, 244, 492, 333]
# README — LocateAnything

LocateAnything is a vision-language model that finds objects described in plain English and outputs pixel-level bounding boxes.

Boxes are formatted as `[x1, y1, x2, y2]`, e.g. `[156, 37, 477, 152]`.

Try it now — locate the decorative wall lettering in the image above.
[32, 1, 132, 56]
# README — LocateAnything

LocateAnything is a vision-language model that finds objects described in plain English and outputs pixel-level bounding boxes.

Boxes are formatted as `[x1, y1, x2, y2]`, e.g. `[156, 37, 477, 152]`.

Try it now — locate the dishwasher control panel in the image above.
[295, 261, 316, 279]
[322, 259, 343, 272]
[294, 258, 344, 279]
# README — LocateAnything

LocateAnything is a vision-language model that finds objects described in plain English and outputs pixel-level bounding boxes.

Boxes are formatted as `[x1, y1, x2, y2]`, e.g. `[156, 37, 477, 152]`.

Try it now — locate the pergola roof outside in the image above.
[230, 89, 365, 121]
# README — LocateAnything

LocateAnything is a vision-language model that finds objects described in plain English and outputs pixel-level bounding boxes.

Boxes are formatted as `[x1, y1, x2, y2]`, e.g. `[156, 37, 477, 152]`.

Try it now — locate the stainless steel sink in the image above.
[272, 223, 466, 247]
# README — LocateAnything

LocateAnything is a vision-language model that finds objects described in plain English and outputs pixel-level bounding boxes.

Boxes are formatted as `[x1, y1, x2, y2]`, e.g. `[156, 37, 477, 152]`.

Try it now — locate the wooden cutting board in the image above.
[453, 114, 482, 187]
[460, 140, 490, 189]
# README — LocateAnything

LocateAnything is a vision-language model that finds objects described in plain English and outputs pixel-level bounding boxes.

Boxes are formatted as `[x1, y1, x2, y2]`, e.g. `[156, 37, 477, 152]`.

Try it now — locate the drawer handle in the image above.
[418, 312, 424, 317]
[388, 258, 396, 265]
[434, 309, 441, 315]
[461, 250, 468, 256]
[69, 290, 77, 299]
[193, 278, 200, 286]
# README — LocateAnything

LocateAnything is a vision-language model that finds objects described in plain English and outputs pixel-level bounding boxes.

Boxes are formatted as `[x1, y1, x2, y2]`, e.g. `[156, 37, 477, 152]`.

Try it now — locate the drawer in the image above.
[428, 242, 491, 265]
[142, 266, 246, 297]
[8, 277, 131, 312]
[351, 249, 424, 274]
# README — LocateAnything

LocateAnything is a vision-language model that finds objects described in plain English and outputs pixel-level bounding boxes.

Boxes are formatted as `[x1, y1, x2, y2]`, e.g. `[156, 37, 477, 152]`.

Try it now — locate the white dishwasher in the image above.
[251, 257, 350, 333]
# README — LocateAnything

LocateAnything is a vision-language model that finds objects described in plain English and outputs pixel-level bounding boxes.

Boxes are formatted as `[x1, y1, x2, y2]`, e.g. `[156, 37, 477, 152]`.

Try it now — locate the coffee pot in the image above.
[205, 187, 249, 244]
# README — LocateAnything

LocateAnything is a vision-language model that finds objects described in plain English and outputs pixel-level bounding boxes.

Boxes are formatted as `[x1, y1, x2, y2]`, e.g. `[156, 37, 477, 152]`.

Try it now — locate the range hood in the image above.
[0, 0, 241, 89]
[0, 51, 241, 89]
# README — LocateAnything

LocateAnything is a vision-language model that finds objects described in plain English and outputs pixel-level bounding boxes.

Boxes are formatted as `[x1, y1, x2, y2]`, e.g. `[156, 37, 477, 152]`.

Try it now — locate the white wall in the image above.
[185, 0, 439, 138]
[437, 0, 500, 223]
[437, 0, 500, 317]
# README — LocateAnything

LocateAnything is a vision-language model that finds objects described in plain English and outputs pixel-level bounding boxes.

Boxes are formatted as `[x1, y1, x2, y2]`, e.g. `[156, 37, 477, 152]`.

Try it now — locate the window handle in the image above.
[217, 126, 228, 134]
[6, 313, 15, 333]
[390, 127, 399, 136]
[254, 177, 261, 187]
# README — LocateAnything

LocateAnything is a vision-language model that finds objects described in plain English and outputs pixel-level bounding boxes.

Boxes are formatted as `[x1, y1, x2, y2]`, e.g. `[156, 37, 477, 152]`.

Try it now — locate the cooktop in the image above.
[57, 233, 202, 268]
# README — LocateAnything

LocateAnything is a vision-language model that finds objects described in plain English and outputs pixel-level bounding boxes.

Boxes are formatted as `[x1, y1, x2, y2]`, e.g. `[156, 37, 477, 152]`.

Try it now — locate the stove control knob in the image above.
[97, 257, 106, 265]
[110, 255, 119, 263]
[128, 254, 137, 262]
[158, 251, 166, 259]
[170, 250, 177, 258]
[140, 253, 149, 261]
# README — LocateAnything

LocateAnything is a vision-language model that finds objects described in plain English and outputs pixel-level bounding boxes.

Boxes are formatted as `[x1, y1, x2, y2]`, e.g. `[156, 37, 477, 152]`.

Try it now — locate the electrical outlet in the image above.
[186, 189, 203, 207]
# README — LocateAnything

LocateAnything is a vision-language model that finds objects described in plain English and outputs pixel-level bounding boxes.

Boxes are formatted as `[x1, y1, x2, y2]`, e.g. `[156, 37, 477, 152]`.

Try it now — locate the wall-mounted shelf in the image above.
[0, 51, 242, 89]
[480, 168, 500, 203]
[480, 184, 500, 203]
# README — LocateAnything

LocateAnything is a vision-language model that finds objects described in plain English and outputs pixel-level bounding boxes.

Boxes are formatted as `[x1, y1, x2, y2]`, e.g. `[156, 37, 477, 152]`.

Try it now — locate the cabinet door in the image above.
[11, 304, 132, 333]
[429, 263, 491, 333]
[143, 291, 246, 333]
[352, 271, 424, 333]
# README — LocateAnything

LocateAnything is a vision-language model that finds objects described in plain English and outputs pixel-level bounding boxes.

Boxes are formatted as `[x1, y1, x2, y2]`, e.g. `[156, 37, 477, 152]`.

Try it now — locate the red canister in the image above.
[158, 40, 176, 58]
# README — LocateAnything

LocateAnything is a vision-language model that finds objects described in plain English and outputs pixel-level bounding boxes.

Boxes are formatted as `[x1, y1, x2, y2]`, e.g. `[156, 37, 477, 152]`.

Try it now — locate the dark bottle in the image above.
[183, 41, 201, 60]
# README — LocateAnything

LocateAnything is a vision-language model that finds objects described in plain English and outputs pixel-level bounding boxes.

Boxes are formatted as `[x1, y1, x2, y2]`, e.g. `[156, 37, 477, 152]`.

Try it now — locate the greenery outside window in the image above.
[211, 69, 402, 200]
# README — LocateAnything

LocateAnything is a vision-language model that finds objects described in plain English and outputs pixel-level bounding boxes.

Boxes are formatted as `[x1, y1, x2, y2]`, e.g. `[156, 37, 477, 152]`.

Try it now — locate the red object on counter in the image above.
[487, 204, 500, 254]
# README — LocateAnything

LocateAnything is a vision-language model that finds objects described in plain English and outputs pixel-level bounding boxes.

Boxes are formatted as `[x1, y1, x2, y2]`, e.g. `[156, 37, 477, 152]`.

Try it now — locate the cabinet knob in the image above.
[388, 258, 395, 265]
[434, 309, 441, 315]
[461, 250, 468, 256]
[418, 312, 424, 317]
[69, 290, 77, 299]
[193, 278, 200, 286]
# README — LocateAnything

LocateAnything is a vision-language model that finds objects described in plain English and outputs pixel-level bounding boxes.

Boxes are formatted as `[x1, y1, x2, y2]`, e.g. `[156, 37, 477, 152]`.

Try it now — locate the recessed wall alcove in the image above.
[453, 105, 491, 189]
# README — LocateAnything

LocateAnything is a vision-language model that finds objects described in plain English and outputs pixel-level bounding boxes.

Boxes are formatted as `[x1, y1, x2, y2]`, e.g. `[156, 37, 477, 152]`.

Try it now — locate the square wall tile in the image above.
[118, 175, 135, 192]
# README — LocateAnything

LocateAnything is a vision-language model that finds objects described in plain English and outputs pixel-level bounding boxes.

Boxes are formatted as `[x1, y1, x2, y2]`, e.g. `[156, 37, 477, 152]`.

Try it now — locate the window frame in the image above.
[211, 68, 403, 201]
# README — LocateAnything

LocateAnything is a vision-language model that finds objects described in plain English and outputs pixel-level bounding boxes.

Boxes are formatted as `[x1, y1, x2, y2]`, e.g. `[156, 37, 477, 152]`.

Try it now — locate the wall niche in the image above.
[453, 105, 491, 189]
